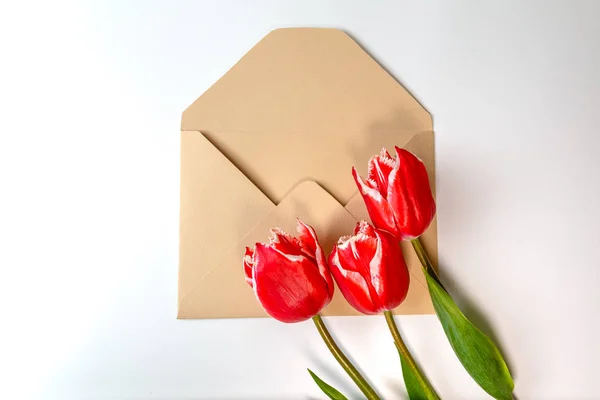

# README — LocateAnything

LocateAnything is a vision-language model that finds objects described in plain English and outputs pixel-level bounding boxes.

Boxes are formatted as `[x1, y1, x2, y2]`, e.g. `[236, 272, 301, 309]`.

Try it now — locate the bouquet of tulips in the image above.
[243, 147, 514, 400]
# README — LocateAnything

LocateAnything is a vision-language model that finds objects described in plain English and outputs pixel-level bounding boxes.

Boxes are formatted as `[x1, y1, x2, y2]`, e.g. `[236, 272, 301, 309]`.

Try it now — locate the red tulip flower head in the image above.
[244, 219, 334, 323]
[352, 147, 436, 240]
[329, 220, 410, 314]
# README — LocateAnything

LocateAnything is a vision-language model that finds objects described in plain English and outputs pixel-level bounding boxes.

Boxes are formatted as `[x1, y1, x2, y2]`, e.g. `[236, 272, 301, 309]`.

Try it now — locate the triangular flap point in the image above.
[181, 28, 431, 132]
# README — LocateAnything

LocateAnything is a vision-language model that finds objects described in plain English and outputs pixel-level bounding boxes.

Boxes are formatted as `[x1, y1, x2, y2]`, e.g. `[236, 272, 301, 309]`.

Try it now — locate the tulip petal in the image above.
[346, 233, 384, 311]
[269, 228, 305, 257]
[372, 229, 410, 309]
[334, 231, 377, 273]
[352, 167, 400, 236]
[367, 148, 395, 195]
[296, 219, 334, 299]
[329, 247, 379, 314]
[332, 229, 385, 312]
[243, 246, 255, 288]
[387, 147, 436, 239]
[295, 220, 317, 256]
[381, 147, 392, 159]
[353, 219, 376, 236]
[329, 223, 411, 314]
[253, 243, 330, 323]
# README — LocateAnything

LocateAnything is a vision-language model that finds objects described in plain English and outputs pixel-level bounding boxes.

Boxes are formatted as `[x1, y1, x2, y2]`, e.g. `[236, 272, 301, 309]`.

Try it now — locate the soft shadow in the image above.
[442, 271, 515, 377]
[305, 324, 379, 400]
[432, 162, 516, 377]
[384, 378, 408, 400]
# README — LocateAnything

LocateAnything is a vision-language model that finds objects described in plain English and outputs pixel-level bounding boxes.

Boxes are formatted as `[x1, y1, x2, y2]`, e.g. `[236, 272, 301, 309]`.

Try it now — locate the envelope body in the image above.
[178, 28, 438, 319]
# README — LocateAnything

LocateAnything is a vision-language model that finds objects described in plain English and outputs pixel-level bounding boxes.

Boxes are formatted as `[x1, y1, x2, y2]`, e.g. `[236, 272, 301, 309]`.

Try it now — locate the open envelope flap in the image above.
[178, 131, 275, 312]
[182, 28, 431, 134]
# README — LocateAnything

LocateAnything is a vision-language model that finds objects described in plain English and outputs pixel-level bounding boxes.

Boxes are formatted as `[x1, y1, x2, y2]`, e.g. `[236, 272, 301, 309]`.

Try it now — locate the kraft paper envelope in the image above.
[178, 28, 438, 319]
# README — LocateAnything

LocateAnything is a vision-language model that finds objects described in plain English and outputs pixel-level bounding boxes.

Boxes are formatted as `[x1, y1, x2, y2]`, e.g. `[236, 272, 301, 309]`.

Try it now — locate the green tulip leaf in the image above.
[307, 369, 349, 400]
[397, 345, 440, 400]
[424, 270, 514, 400]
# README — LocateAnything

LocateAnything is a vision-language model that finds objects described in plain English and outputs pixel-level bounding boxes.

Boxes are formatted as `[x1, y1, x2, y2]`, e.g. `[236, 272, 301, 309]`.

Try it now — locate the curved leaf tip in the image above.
[307, 368, 349, 400]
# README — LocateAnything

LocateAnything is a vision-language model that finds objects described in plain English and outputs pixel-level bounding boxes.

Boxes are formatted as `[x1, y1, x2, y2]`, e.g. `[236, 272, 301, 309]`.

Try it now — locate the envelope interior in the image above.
[201, 128, 424, 205]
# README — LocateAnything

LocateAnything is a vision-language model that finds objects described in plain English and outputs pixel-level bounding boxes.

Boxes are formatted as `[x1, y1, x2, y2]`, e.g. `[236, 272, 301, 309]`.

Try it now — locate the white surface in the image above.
[1, 1, 599, 399]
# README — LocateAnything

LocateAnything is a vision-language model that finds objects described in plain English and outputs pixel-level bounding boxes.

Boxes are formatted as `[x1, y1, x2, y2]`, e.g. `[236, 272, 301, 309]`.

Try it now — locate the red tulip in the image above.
[244, 219, 334, 323]
[352, 147, 436, 240]
[329, 220, 410, 314]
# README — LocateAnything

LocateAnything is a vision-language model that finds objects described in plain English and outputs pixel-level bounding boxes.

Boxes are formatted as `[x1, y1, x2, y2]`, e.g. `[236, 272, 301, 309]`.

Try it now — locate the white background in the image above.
[1, 1, 599, 399]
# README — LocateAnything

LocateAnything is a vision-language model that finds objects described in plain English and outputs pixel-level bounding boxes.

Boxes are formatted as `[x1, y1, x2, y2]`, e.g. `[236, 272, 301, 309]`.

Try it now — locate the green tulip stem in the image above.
[411, 237, 442, 287]
[383, 310, 439, 399]
[312, 314, 381, 400]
